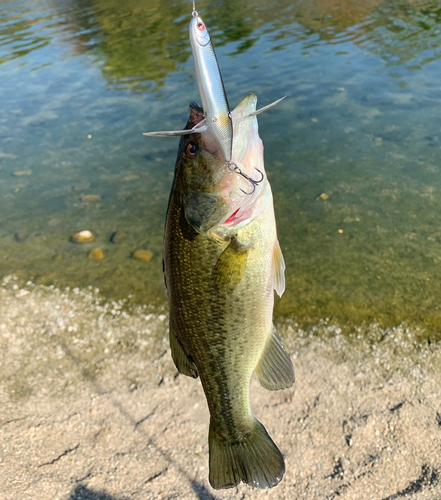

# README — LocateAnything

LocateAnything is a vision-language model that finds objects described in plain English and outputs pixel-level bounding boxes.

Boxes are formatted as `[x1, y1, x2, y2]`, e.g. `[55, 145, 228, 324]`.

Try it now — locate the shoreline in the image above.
[1, 277, 441, 499]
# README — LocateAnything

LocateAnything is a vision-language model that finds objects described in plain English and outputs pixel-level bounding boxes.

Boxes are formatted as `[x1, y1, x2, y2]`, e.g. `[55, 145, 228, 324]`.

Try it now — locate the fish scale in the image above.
[166, 192, 272, 435]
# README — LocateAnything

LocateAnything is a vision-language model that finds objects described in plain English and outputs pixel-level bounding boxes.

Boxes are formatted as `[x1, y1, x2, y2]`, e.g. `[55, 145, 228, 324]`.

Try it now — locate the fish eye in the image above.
[197, 22, 205, 31]
[185, 142, 198, 159]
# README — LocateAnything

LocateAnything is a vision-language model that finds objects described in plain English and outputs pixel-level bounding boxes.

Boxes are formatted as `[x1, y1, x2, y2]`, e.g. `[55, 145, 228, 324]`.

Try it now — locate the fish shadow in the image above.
[191, 482, 219, 500]
[69, 485, 129, 500]
[59, 343, 221, 500]
[70, 482, 218, 500]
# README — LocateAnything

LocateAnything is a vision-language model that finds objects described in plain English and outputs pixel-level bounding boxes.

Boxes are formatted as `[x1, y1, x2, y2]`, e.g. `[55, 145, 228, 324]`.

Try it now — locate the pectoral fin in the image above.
[169, 326, 198, 378]
[272, 239, 285, 297]
[254, 326, 294, 390]
[211, 237, 250, 292]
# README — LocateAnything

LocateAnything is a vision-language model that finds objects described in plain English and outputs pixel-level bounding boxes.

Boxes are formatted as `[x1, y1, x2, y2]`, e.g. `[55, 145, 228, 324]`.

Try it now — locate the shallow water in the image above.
[2, 0, 441, 333]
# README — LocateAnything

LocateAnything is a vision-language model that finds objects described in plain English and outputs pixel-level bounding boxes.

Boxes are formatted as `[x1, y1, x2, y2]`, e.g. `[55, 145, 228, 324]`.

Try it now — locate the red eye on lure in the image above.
[197, 21, 205, 30]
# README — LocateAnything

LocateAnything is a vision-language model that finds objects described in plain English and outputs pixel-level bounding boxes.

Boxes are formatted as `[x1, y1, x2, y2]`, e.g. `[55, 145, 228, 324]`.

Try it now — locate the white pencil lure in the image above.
[143, 1, 286, 191]
[189, 8, 233, 163]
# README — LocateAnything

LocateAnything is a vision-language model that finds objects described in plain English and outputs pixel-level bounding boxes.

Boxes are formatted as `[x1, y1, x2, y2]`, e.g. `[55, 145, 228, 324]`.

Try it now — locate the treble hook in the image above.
[228, 162, 264, 195]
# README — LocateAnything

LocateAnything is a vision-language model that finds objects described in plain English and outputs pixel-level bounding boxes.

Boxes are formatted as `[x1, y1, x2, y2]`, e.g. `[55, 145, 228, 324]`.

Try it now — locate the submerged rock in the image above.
[13, 169, 33, 176]
[133, 250, 153, 262]
[111, 231, 128, 244]
[71, 230, 95, 243]
[73, 183, 90, 192]
[14, 231, 27, 242]
[123, 174, 140, 182]
[89, 248, 105, 260]
[80, 194, 102, 203]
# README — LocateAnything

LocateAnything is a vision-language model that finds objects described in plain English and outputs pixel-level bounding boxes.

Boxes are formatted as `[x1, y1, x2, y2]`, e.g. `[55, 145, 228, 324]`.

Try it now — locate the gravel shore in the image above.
[2, 276, 441, 500]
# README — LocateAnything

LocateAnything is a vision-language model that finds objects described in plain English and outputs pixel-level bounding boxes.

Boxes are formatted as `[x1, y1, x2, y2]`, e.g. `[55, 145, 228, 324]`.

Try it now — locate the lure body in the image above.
[189, 14, 233, 163]
[143, 11, 285, 146]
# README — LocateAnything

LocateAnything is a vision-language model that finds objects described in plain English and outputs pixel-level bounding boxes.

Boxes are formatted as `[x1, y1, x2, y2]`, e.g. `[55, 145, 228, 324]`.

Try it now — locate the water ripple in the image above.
[0, 0, 58, 66]
[2, 0, 441, 85]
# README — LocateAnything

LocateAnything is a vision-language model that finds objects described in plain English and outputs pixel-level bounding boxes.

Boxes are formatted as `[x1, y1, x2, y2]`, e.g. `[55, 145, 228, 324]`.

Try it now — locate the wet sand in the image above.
[1, 276, 441, 500]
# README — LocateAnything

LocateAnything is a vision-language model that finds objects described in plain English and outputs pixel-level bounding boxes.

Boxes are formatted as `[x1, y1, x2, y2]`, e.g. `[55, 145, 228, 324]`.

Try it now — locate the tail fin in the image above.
[208, 419, 285, 489]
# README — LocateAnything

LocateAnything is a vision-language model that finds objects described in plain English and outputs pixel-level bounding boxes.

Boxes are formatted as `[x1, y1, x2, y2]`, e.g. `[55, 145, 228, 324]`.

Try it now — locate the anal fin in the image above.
[254, 326, 294, 391]
[169, 326, 198, 378]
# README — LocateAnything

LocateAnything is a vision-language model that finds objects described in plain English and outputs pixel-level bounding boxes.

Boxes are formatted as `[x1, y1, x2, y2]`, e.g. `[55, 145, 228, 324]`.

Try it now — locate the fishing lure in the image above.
[144, 1, 285, 192]
[189, 6, 233, 164]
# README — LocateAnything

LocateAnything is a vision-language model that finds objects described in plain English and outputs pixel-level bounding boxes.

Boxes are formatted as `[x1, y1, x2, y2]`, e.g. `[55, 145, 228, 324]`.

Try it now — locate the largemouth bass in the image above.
[164, 92, 294, 490]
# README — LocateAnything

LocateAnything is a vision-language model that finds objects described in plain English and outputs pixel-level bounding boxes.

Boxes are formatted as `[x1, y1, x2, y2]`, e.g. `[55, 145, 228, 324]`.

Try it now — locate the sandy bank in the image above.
[1, 276, 441, 500]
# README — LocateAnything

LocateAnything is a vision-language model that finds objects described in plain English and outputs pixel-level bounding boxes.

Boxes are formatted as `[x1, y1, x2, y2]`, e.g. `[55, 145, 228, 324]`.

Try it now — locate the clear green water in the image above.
[2, 0, 441, 333]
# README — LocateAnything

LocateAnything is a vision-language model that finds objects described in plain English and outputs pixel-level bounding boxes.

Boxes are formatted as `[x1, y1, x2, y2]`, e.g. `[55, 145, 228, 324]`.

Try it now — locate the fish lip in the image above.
[189, 102, 205, 128]
[190, 101, 204, 113]
[190, 16, 211, 47]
